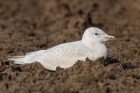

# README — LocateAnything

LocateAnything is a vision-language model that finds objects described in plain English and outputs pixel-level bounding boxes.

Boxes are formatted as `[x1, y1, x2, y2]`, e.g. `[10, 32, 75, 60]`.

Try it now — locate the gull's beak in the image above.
[103, 35, 116, 40]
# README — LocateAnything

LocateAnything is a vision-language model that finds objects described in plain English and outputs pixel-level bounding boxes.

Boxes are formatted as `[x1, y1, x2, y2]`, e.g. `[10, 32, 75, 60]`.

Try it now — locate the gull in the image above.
[8, 27, 115, 71]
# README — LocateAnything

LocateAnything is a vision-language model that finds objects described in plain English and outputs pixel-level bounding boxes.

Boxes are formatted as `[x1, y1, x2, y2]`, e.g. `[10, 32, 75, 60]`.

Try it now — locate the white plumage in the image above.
[8, 27, 115, 71]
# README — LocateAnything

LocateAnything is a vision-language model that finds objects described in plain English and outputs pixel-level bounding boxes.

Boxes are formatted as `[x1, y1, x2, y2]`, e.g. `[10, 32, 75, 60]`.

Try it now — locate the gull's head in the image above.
[82, 27, 115, 43]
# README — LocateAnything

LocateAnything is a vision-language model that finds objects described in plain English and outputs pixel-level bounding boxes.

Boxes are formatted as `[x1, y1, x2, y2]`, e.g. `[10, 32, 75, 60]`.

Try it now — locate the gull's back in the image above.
[9, 41, 89, 71]
[37, 41, 89, 70]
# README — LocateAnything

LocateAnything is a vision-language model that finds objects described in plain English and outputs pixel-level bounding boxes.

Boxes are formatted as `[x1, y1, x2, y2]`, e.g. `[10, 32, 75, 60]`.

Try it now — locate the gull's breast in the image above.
[88, 43, 108, 61]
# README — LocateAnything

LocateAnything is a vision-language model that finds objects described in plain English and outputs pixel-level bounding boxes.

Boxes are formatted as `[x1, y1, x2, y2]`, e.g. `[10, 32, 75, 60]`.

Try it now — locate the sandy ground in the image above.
[0, 0, 140, 93]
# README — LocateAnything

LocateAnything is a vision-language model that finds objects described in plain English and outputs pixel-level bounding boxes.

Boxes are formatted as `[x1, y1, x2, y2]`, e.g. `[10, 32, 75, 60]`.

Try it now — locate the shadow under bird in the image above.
[8, 27, 115, 71]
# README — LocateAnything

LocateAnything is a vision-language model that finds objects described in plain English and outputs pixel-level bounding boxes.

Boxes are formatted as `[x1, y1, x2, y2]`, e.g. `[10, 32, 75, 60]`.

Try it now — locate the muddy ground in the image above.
[0, 0, 140, 93]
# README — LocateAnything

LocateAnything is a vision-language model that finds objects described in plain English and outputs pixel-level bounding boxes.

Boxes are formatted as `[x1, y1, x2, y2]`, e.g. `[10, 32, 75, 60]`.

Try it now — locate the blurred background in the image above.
[0, 0, 140, 54]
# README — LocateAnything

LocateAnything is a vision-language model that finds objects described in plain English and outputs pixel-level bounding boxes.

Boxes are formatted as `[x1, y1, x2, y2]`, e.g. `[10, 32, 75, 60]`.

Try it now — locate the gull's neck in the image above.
[81, 39, 108, 60]
[81, 39, 104, 51]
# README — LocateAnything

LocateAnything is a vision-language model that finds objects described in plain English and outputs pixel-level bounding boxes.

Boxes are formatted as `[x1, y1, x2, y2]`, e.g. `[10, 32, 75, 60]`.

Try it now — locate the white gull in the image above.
[8, 27, 115, 71]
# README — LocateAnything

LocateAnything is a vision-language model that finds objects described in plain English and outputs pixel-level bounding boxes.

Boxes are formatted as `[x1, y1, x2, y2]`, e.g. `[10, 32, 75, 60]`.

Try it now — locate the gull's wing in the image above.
[9, 41, 89, 71]
[34, 41, 89, 70]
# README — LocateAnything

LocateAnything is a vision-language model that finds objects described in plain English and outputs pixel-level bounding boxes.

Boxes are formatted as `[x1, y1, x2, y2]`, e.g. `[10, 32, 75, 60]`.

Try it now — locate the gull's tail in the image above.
[8, 56, 30, 64]
[8, 50, 46, 65]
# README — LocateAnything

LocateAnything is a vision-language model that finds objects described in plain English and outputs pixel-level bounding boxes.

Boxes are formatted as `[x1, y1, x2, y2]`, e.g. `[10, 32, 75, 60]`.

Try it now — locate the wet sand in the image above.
[0, 0, 140, 93]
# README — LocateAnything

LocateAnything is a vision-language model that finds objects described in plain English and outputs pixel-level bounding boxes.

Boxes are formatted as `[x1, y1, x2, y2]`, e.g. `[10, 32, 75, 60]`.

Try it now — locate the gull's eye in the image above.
[95, 33, 98, 35]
